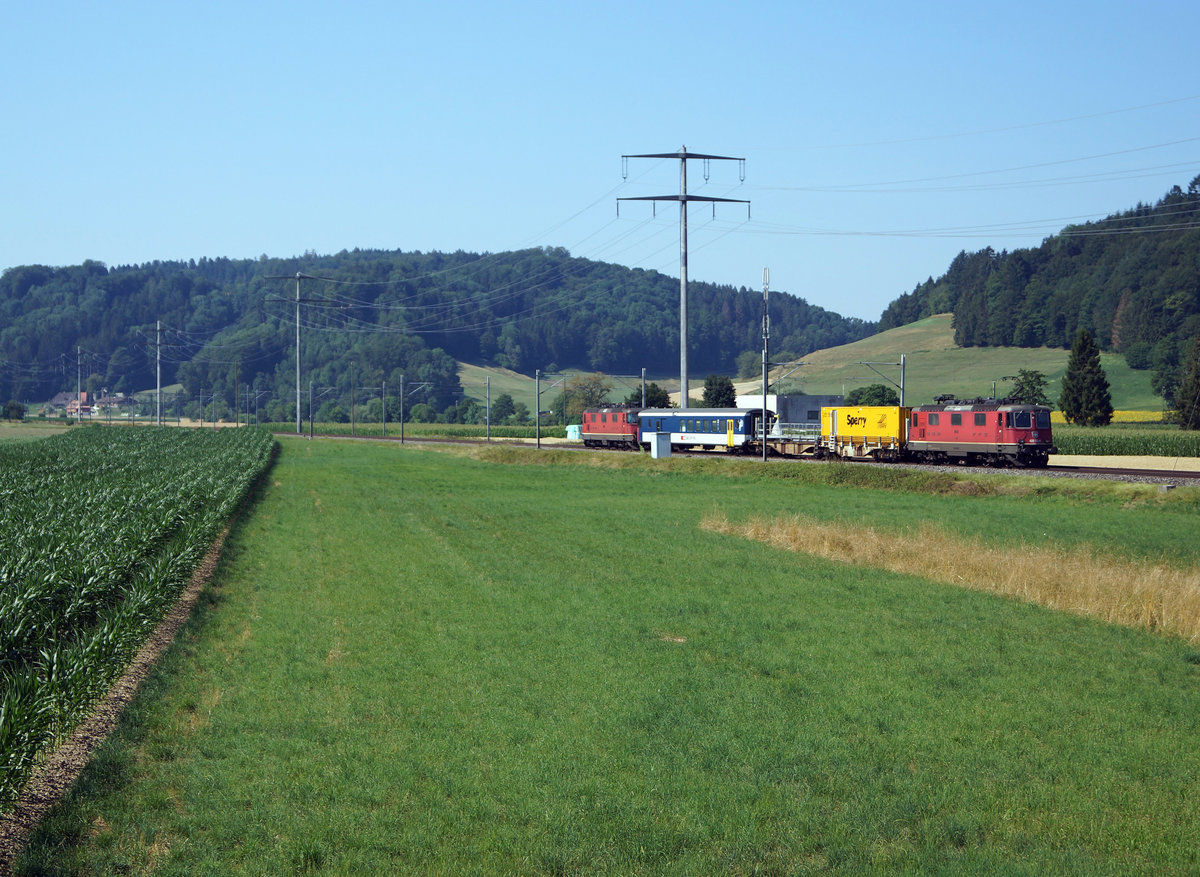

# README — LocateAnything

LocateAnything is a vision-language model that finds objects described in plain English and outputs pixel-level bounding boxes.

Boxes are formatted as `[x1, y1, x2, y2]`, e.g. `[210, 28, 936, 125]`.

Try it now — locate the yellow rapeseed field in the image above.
[1050, 409, 1166, 424]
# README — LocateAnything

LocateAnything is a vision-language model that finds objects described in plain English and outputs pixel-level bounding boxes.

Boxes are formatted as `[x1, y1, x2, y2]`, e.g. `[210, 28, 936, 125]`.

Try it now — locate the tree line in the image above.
[0, 248, 875, 421]
[878, 175, 1200, 406]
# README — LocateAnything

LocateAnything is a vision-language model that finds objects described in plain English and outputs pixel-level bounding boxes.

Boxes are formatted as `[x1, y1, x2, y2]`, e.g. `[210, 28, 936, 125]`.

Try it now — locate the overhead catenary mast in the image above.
[265, 272, 322, 434]
[619, 146, 748, 408]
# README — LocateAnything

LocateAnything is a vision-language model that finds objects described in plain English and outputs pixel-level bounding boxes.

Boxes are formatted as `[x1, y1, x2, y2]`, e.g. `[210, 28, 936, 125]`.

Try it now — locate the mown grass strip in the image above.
[262, 420, 568, 439]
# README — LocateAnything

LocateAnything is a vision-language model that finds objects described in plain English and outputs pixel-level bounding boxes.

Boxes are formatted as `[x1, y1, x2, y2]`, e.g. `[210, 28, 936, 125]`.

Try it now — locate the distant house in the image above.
[46, 391, 74, 411]
[64, 392, 92, 417]
[93, 392, 138, 414]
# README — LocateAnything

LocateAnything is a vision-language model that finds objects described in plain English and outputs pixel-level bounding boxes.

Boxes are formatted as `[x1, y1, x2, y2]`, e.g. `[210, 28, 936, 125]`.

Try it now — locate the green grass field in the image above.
[16, 440, 1200, 874]
[0, 420, 71, 443]
[457, 314, 1161, 412]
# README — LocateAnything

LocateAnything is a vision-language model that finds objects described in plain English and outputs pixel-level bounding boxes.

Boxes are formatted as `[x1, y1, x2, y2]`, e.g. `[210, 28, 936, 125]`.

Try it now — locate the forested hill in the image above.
[0, 247, 874, 413]
[878, 175, 1200, 396]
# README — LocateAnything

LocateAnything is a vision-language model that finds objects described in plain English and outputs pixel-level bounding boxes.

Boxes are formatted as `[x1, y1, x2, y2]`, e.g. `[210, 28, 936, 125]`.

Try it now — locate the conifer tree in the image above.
[1058, 329, 1113, 426]
[1173, 336, 1200, 430]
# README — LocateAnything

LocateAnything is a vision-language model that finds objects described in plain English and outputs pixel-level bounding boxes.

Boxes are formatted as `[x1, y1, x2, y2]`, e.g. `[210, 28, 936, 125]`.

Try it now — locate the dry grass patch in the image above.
[702, 510, 1200, 643]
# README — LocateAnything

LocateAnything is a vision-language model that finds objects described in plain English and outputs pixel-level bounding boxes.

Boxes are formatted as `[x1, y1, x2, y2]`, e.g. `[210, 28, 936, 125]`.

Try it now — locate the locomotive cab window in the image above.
[1035, 410, 1050, 429]
[1013, 411, 1032, 429]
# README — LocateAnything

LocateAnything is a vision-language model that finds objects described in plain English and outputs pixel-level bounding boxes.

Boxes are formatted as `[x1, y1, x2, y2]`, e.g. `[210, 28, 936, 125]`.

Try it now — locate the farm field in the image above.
[0, 421, 69, 443]
[13, 440, 1200, 874]
[0, 427, 278, 823]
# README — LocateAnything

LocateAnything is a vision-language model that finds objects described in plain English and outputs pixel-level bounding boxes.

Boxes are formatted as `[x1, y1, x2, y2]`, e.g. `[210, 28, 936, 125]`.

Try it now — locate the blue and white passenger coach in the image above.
[636, 407, 773, 453]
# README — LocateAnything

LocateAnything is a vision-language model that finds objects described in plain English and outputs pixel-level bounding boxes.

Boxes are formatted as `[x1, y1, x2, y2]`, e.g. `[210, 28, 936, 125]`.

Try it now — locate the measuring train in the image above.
[580, 400, 1057, 468]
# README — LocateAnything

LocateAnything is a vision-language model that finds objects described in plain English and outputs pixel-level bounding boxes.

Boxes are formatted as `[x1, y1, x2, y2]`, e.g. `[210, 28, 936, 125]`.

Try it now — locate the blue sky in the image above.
[4, 1, 1198, 321]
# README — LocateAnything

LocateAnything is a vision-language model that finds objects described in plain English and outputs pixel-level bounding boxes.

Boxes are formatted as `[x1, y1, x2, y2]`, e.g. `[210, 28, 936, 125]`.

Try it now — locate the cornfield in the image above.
[1053, 424, 1200, 457]
[0, 426, 276, 811]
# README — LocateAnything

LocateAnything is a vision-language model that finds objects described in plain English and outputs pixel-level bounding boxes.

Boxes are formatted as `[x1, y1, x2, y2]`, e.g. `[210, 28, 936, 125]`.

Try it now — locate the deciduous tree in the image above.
[491, 392, 516, 422]
[1007, 369, 1050, 406]
[624, 382, 671, 408]
[844, 384, 899, 406]
[701, 374, 736, 407]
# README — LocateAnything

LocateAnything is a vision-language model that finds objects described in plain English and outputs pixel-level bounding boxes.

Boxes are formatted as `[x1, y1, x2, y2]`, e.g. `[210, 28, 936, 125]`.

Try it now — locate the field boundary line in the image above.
[0, 525, 231, 873]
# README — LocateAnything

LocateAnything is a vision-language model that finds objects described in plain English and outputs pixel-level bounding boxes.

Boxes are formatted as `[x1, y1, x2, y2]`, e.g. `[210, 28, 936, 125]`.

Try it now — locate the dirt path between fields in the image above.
[0, 528, 229, 875]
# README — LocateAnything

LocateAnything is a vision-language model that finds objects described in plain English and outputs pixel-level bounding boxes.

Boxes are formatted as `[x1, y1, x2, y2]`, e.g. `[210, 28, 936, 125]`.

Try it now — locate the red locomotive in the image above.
[580, 406, 640, 448]
[907, 402, 1056, 467]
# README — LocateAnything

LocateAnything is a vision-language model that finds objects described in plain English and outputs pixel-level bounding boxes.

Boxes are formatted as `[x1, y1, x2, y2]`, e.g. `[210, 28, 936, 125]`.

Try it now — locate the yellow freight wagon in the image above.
[819, 406, 910, 461]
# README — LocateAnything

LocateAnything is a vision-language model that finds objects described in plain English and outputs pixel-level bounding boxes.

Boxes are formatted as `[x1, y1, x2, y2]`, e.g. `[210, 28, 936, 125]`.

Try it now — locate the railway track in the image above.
[1045, 463, 1200, 482]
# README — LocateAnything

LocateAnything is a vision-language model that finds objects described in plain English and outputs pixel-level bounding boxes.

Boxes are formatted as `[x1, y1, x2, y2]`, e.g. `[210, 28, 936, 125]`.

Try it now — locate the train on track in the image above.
[580, 399, 1057, 468]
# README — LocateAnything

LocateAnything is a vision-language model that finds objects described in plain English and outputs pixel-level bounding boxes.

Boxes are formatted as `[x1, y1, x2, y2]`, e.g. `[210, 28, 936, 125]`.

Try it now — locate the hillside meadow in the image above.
[753, 314, 1161, 410]
[460, 314, 1162, 412]
[14, 438, 1200, 875]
